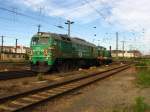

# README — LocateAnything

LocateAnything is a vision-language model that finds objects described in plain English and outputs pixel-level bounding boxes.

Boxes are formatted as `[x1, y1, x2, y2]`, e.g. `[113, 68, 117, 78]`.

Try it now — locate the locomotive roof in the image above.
[97, 46, 106, 50]
[71, 38, 96, 47]
[34, 32, 96, 47]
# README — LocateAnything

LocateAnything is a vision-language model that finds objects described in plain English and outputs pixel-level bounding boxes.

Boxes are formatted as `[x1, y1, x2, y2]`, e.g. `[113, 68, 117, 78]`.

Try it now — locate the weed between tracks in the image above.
[136, 59, 150, 66]
[136, 68, 150, 88]
[134, 96, 150, 112]
[112, 97, 150, 112]
[37, 73, 45, 81]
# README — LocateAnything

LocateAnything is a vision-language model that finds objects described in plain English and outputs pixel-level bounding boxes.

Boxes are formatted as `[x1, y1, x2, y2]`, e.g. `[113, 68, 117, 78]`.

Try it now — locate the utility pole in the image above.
[109, 46, 112, 52]
[37, 24, 41, 33]
[1, 36, 4, 53]
[121, 41, 125, 58]
[98, 40, 100, 46]
[15, 39, 18, 53]
[116, 32, 118, 58]
[37, 6, 43, 33]
[0, 36, 4, 60]
[129, 44, 132, 58]
[65, 20, 74, 37]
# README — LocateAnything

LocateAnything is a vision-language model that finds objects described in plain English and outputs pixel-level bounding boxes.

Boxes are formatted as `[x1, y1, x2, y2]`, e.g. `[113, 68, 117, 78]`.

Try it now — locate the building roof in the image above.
[0, 46, 30, 49]
[127, 50, 142, 54]
[111, 50, 125, 53]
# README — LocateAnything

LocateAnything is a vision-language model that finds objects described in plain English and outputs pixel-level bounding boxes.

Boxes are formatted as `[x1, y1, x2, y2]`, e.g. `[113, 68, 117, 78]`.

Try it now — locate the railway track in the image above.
[0, 70, 36, 80]
[0, 64, 131, 112]
[0, 62, 126, 80]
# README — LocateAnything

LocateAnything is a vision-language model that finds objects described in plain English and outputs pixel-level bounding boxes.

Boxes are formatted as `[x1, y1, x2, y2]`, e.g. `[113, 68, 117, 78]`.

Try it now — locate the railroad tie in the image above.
[51, 88, 67, 93]
[63, 84, 79, 89]
[22, 97, 39, 102]
[61, 84, 77, 89]
[11, 101, 27, 106]
[0, 105, 15, 111]
[54, 87, 70, 92]
[31, 94, 48, 99]
[46, 90, 59, 95]
[38, 92, 52, 96]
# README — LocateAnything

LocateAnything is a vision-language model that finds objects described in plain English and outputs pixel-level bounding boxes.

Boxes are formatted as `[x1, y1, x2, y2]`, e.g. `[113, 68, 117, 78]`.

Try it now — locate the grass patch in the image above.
[134, 96, 149, 112]
[37, 73, 45, 81]
[111, 97, 150, 112]
[136, 59, 150, 66]
[137, 69, 150, 87]
[136, 62, 147, 66]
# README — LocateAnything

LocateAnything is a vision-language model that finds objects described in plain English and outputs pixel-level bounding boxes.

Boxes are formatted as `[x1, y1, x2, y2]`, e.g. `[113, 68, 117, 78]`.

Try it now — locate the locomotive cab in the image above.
[30, 32, 54, 72]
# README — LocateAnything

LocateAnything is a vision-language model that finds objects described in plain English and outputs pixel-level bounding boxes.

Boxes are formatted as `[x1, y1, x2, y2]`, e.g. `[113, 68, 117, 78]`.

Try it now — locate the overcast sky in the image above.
[0, 0, 150, 54]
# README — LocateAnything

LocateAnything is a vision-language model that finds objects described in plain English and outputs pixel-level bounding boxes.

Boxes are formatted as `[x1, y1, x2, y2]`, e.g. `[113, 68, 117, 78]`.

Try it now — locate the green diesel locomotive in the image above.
[97, 46, 112, 64]
[30, 32, 112, 72]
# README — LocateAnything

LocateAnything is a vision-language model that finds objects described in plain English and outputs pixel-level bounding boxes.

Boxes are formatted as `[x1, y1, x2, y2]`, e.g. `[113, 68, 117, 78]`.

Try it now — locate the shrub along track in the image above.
[0, 64, 131, 112]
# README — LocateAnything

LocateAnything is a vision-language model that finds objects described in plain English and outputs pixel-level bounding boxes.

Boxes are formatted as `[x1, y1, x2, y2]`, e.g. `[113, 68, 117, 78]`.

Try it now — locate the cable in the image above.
[83, 0, 112, 25]
[0, 7, 40, 21]
[0, 6, 65, 29]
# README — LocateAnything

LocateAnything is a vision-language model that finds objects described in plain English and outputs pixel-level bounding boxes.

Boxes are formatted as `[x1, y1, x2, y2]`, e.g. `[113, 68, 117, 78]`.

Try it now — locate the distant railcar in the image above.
[97, 46, 112, 64]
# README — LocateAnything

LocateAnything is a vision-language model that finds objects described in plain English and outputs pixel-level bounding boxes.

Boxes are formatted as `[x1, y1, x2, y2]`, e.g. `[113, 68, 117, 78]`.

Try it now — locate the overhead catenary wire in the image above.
[83, 0, 112, 25]
[0, 6, 69, 32]
[0, 2, 124, 42]
[0, 7, 41, 21]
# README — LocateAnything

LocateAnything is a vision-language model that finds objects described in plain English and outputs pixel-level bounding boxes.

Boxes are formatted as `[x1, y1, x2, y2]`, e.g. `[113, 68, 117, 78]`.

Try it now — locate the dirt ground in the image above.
[27, 66, 150, 112]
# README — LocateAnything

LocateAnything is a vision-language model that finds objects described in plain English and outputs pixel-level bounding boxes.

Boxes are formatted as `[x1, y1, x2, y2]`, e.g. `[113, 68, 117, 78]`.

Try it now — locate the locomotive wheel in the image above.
[73, 61, 79, 70]
[57, 62, 69, 72]
[31, 65, 50, 73]
[68, 61, 75, 71]
[63, 63, 69, 72]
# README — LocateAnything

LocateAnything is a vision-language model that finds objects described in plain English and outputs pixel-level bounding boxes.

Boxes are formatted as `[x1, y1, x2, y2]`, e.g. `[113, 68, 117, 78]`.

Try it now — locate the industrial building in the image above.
[0, 46, 30, 61]
[111, 50, 142, 58]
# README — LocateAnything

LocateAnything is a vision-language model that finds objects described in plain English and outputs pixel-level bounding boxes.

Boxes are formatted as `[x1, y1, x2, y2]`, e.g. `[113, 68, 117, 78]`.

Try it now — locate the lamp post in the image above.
[65, 20, 74, 37]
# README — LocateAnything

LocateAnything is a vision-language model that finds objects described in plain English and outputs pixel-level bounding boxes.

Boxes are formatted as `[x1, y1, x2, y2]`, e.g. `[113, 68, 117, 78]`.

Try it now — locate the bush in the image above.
[136, 59, 150, 66]
[136, 62, 147, 66]
[134, 96, 149, 112]
[37, 73, 44, 81]
[137, 70, 150, 87]
[25, 54, 29, 60]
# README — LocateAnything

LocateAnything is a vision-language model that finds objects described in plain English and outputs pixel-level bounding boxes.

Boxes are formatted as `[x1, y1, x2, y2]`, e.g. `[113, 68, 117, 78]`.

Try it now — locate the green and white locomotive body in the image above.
[30, 32, 99, 72]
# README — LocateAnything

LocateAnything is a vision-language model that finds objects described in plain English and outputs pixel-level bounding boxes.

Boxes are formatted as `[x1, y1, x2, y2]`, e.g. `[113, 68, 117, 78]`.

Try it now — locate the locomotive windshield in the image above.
[31, 37, 38, 45]
[31, 37, 48, 45]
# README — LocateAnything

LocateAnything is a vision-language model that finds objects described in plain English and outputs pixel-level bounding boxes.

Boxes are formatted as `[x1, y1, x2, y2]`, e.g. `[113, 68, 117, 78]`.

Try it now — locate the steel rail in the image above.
[0, 64, 131, 112]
